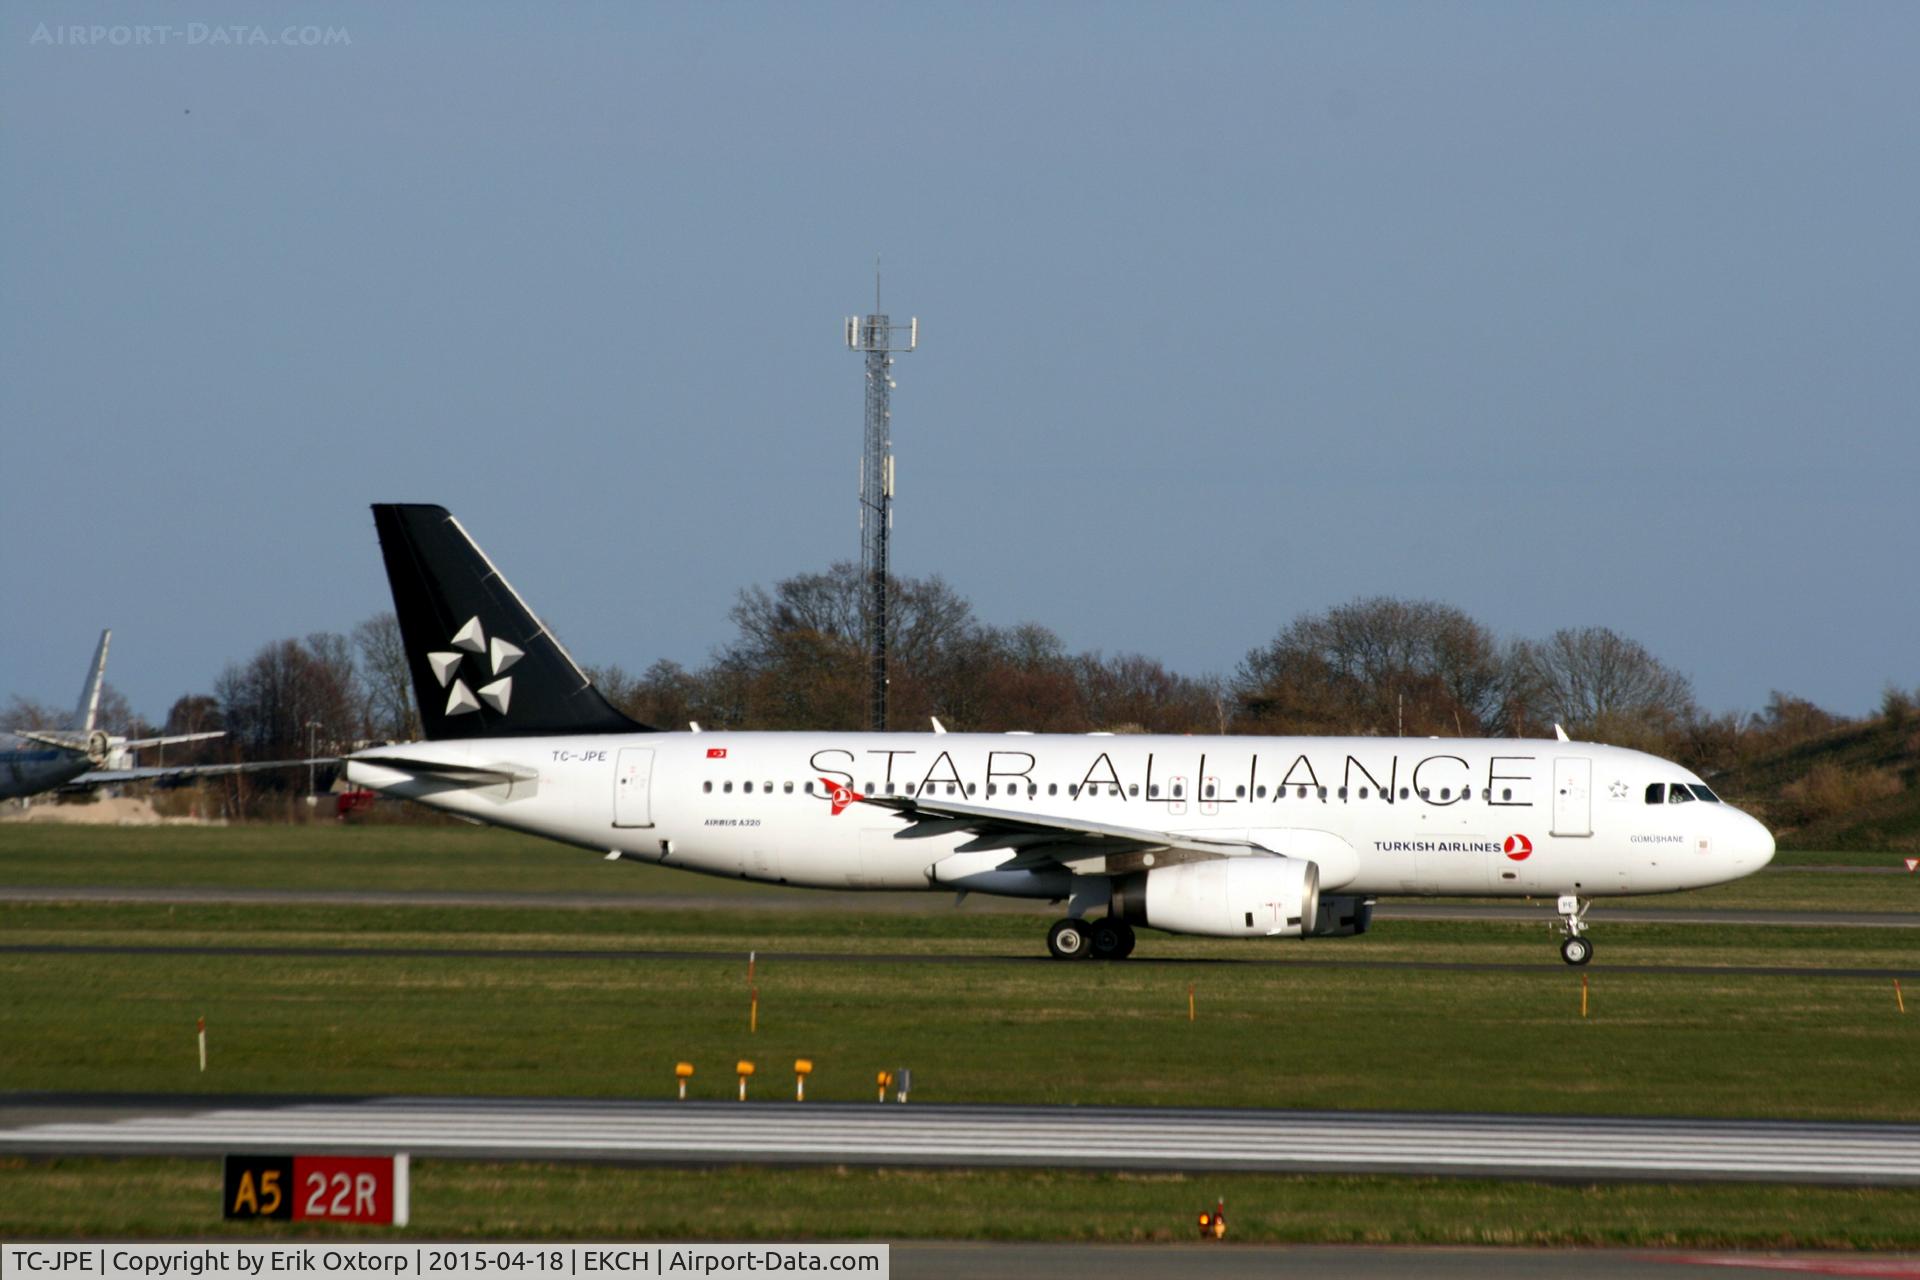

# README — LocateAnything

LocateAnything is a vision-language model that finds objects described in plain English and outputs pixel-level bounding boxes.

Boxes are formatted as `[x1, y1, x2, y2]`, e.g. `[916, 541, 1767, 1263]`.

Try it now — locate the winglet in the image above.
[930, 717, 947, 734]
[1554, 723, 1571, 743]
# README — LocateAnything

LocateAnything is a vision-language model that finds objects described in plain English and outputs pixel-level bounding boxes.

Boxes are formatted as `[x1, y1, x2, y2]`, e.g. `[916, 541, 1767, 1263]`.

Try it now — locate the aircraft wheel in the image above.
[1089, 919, 1128, 960]
[1114, 920, 1137, 959]
[1047, 918, 1092, 960]
[1560, 935, 1593, 966]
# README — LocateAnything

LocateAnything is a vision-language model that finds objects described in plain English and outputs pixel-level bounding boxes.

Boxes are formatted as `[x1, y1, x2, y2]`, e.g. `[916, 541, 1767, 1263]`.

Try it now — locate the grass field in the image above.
[7, 1158, 1920, 1248]
[3, 822, 1915, 913]
[2, 821, 1917, 1244]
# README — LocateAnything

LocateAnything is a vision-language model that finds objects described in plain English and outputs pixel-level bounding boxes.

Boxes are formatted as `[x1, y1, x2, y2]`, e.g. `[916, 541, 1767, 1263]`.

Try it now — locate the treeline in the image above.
[12, 563, 1911, 806]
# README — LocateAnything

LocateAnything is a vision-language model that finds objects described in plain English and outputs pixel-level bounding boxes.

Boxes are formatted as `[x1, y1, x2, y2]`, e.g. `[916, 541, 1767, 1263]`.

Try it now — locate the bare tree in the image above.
[1235, 597, 1506, 736]
[216, 633, 360, 764]
[1508, 626, 1695, 745]
[722, 561, 980, 730]
[354, 612, 417, 742]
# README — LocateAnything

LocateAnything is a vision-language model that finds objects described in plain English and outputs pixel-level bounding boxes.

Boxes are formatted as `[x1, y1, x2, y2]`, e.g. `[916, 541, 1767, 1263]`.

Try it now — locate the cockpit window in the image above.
[1668, 784, 1694, 804]
[1644, 783, 1665, 804]
[1688, 784, 1721, 803]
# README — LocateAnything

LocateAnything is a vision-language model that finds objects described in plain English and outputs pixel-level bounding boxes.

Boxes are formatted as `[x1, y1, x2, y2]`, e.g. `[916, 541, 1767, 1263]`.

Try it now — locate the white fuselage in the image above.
[348, 731, 1775, 901]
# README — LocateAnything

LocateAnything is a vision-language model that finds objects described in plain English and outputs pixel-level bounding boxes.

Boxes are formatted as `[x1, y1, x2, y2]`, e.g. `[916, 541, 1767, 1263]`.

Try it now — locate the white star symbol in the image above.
[427, 617, 521, 716]
[1609, 780, 1629, 799]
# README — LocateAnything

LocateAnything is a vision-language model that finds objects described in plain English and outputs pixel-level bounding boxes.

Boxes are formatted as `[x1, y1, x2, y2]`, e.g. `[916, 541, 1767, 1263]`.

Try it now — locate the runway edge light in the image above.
[737, 1060, 754, 1101]
[675, 1062, 694, 1100]
[795, 1059, 813, 1101]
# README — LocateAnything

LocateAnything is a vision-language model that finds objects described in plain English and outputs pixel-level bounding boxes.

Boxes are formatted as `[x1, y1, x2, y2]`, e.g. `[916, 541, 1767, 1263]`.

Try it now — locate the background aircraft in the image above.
[3, 630, 313, 803]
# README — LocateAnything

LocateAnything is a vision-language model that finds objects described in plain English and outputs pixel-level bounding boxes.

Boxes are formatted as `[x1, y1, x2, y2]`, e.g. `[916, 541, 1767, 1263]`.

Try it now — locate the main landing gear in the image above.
[1557, 894, 1593, 966]
[1047, 917, 1136, 960]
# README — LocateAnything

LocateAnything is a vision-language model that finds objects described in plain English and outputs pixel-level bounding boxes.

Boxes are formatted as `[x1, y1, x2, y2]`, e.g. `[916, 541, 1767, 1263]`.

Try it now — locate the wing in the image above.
[63, 759, 323, 788]
[857, 791, 1265, 877]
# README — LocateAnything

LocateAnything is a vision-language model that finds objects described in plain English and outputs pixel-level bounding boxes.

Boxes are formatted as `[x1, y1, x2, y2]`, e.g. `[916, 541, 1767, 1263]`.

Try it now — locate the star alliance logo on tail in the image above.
[426, 616, 523, 717]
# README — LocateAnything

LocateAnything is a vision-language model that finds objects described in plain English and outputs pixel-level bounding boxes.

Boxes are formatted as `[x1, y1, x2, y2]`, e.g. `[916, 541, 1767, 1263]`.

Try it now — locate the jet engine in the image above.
[1112, 856, 1320, 939]
[1306, 895, 1372, 938]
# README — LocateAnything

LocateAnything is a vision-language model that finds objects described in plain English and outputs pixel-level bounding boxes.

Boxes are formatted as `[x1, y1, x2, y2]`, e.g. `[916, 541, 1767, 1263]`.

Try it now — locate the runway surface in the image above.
[4, 1094, 1918, 1185]
[5, 883, 1916, 929]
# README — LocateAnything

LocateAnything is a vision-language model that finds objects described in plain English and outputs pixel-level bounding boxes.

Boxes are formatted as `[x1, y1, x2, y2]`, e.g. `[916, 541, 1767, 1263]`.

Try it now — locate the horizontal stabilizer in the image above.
[348, 754, 537, 788]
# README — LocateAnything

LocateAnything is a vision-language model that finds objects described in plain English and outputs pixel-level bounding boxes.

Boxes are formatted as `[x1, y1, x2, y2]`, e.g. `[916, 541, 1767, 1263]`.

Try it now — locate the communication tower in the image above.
[845, 276, 917, 732]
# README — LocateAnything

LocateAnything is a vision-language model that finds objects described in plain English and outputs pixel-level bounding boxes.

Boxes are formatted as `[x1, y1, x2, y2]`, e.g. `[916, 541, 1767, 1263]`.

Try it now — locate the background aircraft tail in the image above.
[71, 630, 110, 732]
[371, 504, 651, 741]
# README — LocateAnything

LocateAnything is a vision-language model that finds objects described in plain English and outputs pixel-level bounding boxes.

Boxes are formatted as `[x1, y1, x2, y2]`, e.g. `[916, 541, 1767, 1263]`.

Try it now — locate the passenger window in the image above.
[1358, 787, 1369, 799]
[1148, 784, 1160, 798]
[1645, 783, 1665, 804]
[1027, 784, 1037, 797]
[967, 784, 976, 796]
[703, 781, 713, 794]
[1317, 787, 1327, 800]
[743, 782, 753, 794]
[1068, 785, 1079, 797]
[1129, 784, 1139, 797]
[764, 781, 773, 793]
[1173, 784, 1185, 798]
[1439, 787, 1450, 800]
[1049, 784, 1058, 796]
[1256, 785, 1267, 798]
[946, 783, 957, 796]
[1419, 788, 1430, 800]
[1399, 787, 1410, 800]
[783, 781, 794, 794]
[804, 782, 814, 794]
[987, 784, 996, 797]
[1502, 788, 1512, 801]
[723, 782, 733, 794]
[1298, 786, 1309, 799]
[1235, 786, 1246, 798]
[1338, 787, 1348, 800]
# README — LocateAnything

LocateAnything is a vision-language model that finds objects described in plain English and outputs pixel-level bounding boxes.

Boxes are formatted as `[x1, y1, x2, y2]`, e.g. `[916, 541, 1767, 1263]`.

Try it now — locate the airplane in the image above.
[3, 630, 313, 803]
[346, 504, 1776, 966]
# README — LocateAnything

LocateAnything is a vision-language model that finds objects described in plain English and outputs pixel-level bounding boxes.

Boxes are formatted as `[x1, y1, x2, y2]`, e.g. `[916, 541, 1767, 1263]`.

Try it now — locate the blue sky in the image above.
[4, 2, 1915, 724]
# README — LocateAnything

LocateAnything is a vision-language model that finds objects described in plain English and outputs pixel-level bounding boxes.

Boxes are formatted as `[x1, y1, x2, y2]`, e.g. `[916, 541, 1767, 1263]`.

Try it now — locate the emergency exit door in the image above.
[1551, 756, 1591, 837]
[613, 748, 654, 828]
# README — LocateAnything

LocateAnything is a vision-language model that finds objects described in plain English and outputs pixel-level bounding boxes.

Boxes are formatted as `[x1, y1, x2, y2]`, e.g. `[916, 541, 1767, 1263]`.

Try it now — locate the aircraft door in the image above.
[613, 748, 654, 828]
[1551, 757, 1591, 838]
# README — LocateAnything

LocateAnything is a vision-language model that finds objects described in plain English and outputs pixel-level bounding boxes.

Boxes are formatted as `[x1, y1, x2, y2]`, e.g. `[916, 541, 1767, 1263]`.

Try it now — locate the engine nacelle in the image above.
[86, 730, 112, 765]
[1306, 895, 1373, 938]
[1113, 857, 1320, 939]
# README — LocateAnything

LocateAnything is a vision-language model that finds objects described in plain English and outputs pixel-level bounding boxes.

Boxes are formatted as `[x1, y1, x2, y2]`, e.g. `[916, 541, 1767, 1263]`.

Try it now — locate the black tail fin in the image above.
[371, 504, 652, 740]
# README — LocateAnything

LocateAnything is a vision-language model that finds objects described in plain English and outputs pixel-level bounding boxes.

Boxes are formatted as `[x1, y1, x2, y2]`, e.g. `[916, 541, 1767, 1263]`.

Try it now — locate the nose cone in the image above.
[1726, 808, 1776, 875]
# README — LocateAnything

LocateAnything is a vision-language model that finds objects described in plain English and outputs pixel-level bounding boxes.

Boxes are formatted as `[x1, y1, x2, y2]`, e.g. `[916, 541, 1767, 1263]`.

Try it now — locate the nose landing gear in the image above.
[1557, 894, 1593, 966]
